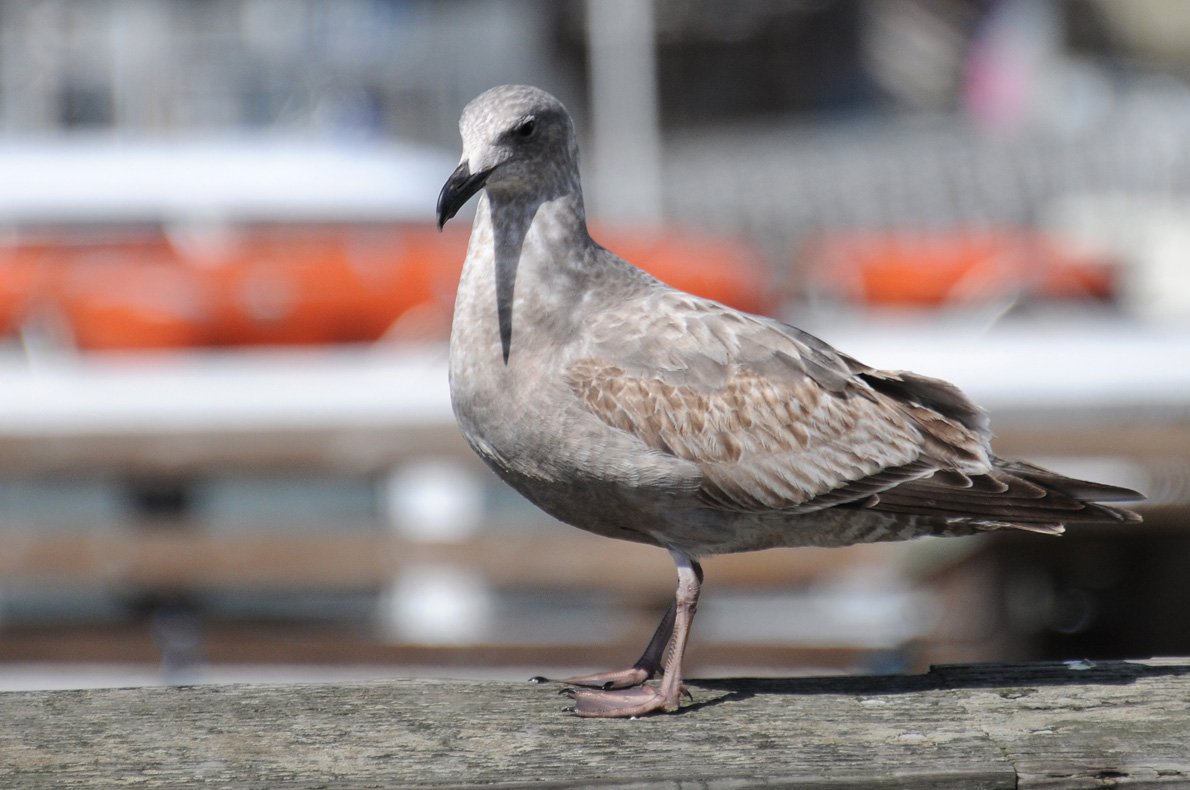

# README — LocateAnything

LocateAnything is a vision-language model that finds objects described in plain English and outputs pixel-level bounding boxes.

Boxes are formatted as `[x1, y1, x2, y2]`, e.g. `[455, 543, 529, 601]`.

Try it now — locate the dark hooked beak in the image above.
[436, 161, 494, 230]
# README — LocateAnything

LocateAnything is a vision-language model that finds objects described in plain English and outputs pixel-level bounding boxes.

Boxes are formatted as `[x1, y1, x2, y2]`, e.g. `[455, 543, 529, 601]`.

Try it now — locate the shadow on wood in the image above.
[689, 657, 1190, 700]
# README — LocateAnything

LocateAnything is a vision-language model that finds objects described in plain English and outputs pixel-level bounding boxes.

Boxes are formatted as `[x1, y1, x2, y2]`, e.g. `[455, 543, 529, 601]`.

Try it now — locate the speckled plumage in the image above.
[437, 85, 1142, 716]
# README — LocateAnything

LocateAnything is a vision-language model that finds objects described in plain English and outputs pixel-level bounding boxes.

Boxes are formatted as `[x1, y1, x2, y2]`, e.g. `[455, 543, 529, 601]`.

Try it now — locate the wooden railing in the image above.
[1, 658, 1186, 788]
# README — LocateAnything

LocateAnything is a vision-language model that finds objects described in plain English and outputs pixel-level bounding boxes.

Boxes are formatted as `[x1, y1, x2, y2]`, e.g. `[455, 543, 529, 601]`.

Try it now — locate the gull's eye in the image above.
[516, 119, 536, 138]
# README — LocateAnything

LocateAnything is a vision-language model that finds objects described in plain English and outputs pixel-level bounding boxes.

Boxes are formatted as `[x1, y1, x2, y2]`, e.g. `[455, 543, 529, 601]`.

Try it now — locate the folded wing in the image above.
[567, 290, 1141, 531]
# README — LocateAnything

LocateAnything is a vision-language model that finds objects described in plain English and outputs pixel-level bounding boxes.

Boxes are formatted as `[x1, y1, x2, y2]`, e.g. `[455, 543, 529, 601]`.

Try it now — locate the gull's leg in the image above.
[547, 598, 676, 690]
[569, 553, 702, 717]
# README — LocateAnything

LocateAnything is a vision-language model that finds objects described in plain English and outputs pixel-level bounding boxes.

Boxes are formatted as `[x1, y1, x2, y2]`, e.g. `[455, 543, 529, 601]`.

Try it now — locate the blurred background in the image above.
[1, 0, 1188, 691]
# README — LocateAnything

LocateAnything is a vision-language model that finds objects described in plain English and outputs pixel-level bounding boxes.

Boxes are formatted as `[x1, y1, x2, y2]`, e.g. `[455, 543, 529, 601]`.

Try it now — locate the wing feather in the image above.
[567, 295, 986, 513]
[568, 291, 1140, 527]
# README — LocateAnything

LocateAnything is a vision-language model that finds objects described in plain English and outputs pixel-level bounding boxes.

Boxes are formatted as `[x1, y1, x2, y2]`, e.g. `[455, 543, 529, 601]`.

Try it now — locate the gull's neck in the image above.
[470, 183, 596, 296]
[454, 184, 594, 366]
[487, 182, 590, 254]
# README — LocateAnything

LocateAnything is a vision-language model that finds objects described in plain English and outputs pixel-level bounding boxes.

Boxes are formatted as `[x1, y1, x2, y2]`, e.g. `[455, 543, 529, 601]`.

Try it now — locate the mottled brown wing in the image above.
[566, 293, 993, 513]
[569, 289, 1141, 527]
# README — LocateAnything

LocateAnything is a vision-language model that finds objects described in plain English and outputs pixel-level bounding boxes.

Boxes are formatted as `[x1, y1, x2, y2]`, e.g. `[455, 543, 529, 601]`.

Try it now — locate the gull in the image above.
[436, 85, 1142, 718]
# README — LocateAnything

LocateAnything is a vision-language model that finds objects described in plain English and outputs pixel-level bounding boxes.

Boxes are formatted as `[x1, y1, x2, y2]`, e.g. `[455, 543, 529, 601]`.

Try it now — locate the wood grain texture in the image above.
[1, 658, 1186, 788]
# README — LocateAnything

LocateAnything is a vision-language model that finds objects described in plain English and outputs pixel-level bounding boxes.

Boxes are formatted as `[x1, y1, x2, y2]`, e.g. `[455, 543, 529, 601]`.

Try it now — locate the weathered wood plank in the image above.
[1, 659, 1186, 789]
[935, 660, 1190, 788]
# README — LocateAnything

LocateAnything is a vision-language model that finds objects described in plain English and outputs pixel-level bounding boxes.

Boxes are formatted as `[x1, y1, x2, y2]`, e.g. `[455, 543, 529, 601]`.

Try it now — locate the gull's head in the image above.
[437, 85, 579, 230]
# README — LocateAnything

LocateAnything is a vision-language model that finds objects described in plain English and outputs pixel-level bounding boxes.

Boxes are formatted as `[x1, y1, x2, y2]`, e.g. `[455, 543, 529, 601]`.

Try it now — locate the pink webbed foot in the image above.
[530, 597, 677, 691]
[541, 553, 704, 719]
[566, 684, 680, 718]
[548, 665, 655, 690]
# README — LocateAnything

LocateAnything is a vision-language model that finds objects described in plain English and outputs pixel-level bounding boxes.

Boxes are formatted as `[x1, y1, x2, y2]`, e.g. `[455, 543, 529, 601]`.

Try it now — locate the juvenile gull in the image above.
[436, 85, 1142, 718]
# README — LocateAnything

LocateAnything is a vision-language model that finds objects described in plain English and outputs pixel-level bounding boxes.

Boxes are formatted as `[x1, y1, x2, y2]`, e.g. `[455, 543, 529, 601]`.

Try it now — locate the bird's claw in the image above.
[568, 684, 677, 718]
[549, 666, 655, 691]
